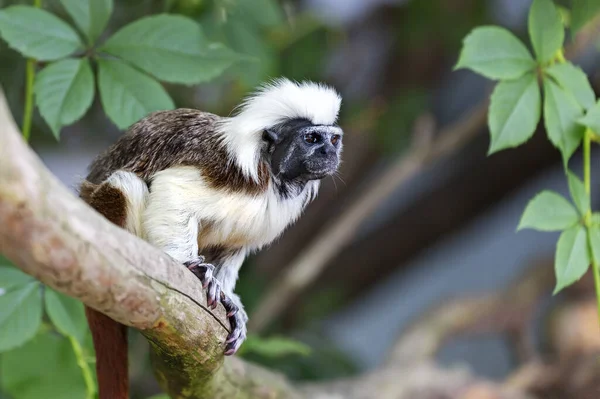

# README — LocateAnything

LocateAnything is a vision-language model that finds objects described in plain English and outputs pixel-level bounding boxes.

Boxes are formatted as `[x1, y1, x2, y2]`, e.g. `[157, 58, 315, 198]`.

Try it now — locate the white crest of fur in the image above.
[218, 78, 342, 182]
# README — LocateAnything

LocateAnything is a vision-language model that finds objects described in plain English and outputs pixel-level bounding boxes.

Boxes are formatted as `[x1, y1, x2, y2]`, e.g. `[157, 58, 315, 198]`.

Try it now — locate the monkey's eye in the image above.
[304, 133, 320, 144]
[331, 135, 341, 145]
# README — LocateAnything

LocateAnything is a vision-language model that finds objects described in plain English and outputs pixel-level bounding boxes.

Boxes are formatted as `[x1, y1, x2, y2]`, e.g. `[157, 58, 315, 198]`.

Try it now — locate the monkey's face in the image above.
[265, 119, 343, 182]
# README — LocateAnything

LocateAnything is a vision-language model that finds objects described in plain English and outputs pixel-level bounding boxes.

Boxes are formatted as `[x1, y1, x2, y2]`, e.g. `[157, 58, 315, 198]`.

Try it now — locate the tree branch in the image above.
[0, 87, 298, 399]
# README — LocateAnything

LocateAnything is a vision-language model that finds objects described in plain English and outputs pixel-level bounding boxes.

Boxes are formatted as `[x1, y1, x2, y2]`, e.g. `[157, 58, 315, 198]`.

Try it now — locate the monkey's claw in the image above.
[184, 259, 221, 308]
[220, 292, 247, 356]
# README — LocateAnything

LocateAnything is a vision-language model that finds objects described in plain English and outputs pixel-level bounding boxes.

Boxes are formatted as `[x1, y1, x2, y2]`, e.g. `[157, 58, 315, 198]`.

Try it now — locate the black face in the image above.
[263, 118, 343, 182]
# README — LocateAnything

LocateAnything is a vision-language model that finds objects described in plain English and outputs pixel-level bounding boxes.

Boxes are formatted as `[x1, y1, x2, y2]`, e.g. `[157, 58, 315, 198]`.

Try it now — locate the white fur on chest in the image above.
[145, 166, 318, 252]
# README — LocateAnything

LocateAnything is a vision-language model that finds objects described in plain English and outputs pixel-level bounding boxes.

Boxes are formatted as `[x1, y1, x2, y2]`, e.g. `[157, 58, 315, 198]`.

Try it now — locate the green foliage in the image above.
[554, 225, 590, 293]
[570, 0, 600, 34]
[34, 58, 95, 138]
[238, 335, 311, 358]
[543, 77, 585, 163]
[454, 26, 536, 80]
[579, 100, 600, 132]
[97, 58, 175, 129]
[59, 0, 113, 43]
[102, 14, 241, 85]
[567, 171, 589, 215]
[518, 191, 579, 232]
[44, 288, 88, 343]
[0, 3, 244, 138]
[529, 0, 564, 64]
[1, 331, 87, 399]
[0, 6, 82, 61]
[0, 279, 42, 352]
[457, 0, 600, 300]
[488, 72, 540, 153]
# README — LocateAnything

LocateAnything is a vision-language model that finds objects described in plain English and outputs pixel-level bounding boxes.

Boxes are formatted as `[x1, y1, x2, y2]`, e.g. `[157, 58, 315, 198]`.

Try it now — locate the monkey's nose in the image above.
[320, 144, 336, 156]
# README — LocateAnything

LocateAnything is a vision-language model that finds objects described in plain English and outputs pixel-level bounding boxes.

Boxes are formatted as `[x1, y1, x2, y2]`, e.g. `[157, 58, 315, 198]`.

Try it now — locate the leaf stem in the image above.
[21, 0, 42, 141]
[584, 128, 600, 328]
[69, 336, 97, 399]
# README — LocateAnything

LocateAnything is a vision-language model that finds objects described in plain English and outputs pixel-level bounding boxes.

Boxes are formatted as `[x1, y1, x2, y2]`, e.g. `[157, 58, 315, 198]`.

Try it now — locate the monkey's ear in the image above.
[263, 128, 279, 143]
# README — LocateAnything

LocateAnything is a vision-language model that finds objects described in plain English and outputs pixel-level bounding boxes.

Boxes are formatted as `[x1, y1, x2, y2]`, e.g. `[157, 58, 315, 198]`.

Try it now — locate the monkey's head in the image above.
[219, 78, 343, 184]
[263, 118, 343, 181]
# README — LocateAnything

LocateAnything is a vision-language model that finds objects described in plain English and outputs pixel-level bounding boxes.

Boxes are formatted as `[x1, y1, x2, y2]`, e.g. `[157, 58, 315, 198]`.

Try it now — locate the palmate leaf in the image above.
[518, 190, 579, 232]
[0, 282, 42, 352]
[44, 289, 88, 342]
[0, 6, 82, 61]
[59, 0, 113, 43]
[488, 72, 541, 153]
[34, 58, 95, 138]
[528, 0, 564, 64]
[554, 225, 590, 294]
[545, 62, 595, 110]
[543, 77, 585, 164]
[102, 14, 242, 85]
[455, 26, 536, 80]
[97, 58, 175, 129]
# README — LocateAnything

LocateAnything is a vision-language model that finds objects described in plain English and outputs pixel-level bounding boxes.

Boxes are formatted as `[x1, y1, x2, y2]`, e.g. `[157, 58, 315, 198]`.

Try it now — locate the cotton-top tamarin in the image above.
[79, 78, 343, 399]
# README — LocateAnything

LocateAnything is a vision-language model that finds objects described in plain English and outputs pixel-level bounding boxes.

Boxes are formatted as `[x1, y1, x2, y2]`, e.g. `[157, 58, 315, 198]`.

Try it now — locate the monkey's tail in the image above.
[80, 170, 149, 399]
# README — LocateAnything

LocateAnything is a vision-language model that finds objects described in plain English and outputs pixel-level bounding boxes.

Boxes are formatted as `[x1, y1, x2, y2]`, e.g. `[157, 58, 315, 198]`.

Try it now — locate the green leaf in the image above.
[146, 395, 170, 399]
[34, 58, 95, 138]
[488, 72, 541, 153]
[589, 225, 600, 264]
[571, 0, 600, 34]
[592, 212, 600, 226]
[545, 62, 595, 110]
[554, 225, 590, 294]
[579, 100, 600, 133]
[0, 265, 35, 293]
[543, 77, 585, 163]
[59, 0, 113, 43]
[0, 282, 42, 352]
[102, 14, 241, 85]
[0, 6, 82, 61]
[238, 335, 311, 358]
[455, 26, 536, 80]
[97, 58, 175, 129]
[44, 289, 87, 342]
[567, 171, 589, 215]
[528, 0, 564, 63]
[518, 190, 579, 231]
[1, 331, 87, 399]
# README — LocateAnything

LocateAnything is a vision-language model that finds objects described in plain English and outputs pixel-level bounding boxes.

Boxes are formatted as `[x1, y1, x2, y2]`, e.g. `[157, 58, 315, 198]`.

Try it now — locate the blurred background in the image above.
[2, 0, 600, 398]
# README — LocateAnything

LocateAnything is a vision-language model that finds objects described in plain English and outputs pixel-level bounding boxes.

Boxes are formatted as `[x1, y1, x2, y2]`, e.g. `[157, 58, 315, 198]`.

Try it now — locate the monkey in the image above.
[78, 78, 343, 399]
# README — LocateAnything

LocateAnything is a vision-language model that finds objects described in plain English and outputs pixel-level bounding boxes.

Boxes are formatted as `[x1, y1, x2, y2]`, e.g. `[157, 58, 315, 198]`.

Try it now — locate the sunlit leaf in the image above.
[102, 15, 242, 84]
[554, 225, 590, 294]
[488, 72, 541, 153]
[528, 0, 564, 63]
[545, 62, 595, 110]
[543, 77, 585, 163]
[455, 26, 536, 80]
[34, 58, 95, 138]
[567, 171, 589, 215]
[97, 58, 174, 129]
[0, 6, 81, 60]
[579, 100, 600, 133]
[59, 0, 113, 43]
[45, 288, 88, 342]
[518, 190, 579, 231]
[0, 282, 42, 352]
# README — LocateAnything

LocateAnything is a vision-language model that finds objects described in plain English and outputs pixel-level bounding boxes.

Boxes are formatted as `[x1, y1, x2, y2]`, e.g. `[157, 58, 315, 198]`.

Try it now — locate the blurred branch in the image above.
[248, 22, 600, 332]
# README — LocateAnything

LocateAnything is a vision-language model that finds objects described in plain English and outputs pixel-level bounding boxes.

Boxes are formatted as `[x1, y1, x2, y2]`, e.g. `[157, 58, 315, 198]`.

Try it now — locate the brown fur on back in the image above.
[85, 109, 269, 194]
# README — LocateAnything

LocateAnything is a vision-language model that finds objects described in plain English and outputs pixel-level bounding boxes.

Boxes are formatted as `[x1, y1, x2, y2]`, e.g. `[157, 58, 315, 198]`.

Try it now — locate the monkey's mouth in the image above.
[304, 160, 339, 179]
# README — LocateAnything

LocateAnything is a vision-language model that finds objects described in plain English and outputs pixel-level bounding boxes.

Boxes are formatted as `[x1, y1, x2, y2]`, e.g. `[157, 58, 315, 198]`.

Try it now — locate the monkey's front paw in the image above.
[220, 293, 247, 356]
[184, 259, 220, 309]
